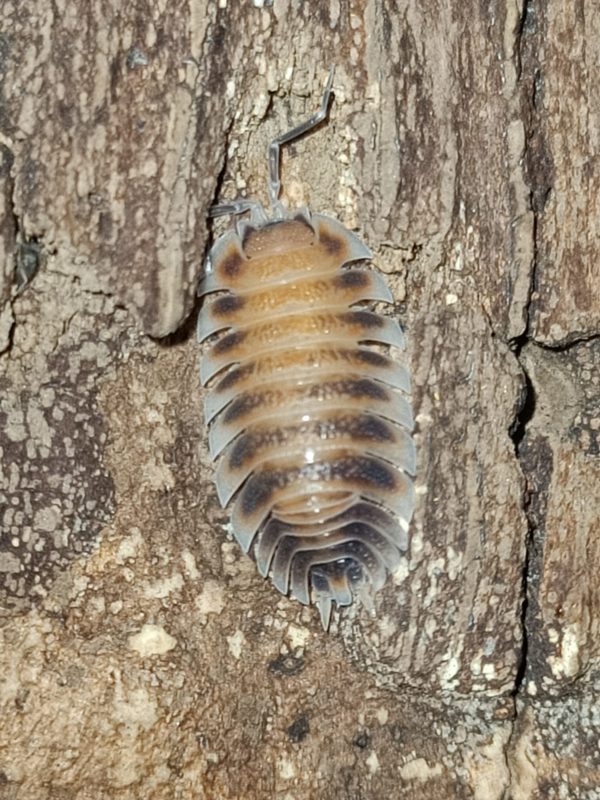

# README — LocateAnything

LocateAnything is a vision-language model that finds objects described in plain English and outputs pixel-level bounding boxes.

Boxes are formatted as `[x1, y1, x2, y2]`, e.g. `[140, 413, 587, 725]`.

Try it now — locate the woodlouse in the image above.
[198, 68, 415, 629]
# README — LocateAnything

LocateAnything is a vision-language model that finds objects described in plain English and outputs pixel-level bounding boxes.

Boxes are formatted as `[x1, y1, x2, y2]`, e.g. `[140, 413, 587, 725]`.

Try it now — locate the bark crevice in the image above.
[507, 0, 542, 704]
[510, 357, 535, 699]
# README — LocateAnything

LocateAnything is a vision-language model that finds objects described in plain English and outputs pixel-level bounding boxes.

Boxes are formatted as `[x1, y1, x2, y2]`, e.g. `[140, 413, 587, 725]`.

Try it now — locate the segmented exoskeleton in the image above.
[198, 68, 415, 629]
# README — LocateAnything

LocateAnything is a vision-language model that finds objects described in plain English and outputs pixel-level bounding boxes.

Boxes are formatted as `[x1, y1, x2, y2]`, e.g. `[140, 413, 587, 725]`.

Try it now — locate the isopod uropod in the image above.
[197, 68, 415, 629]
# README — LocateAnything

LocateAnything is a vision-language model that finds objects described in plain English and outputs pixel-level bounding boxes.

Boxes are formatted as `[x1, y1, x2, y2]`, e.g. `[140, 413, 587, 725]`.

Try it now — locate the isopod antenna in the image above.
[267, 66, 335, 216]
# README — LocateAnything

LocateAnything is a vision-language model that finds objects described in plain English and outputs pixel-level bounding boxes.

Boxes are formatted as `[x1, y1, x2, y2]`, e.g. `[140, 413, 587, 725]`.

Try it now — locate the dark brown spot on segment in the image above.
[239, 470, 281, 516]
[222, 390, 265, 423]
[319, 227, 345, 255]
[341, 310, 384, 328]
[220, 249, 245, 278]
[354, 349, 390, 368]
[333, 270, 369, 289]
[227, 422, 302, 467]
[215, 362, 253, 392]
[280, 454, 397, 492]
[342, 414, 395, 442]
[344, 378, 389, 400]
[307, 378, 388, 402]
[227, 432, 258, 469]
[327, 455, 398, 491]
[212, 329, 246, 355]
[212, 294, 245, 316]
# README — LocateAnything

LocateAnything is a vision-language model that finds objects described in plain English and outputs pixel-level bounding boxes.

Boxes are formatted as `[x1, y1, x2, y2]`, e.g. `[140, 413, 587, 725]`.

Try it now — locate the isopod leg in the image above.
[208, 199, 267, 226]
[267, 66, 335, 213]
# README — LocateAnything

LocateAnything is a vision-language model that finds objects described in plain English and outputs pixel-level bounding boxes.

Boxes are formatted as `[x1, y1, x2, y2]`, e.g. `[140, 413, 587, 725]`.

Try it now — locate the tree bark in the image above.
[1, 1, 598, 798]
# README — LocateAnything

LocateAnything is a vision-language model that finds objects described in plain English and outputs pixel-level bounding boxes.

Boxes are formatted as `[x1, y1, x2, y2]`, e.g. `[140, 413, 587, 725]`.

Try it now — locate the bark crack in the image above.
[5, 147, 43, 296]
[507, 0, 538, 703]
[205, 103, 240, 228]
[509, 348, 535, 698]
[0, 146, 45, 355]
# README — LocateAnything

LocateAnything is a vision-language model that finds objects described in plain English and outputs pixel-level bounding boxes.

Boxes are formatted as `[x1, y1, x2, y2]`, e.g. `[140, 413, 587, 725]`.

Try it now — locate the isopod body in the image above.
[197, 70, 415, 629]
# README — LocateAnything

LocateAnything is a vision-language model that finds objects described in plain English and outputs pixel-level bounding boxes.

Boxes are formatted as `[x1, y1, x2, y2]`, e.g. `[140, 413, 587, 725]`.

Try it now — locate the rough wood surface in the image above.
[521, 2, 600, 344]
[1, 1, 599, 798]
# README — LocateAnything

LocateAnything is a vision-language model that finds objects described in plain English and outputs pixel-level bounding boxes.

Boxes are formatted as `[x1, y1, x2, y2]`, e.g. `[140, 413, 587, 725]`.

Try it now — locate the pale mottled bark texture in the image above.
[1, 1, 599, 798]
